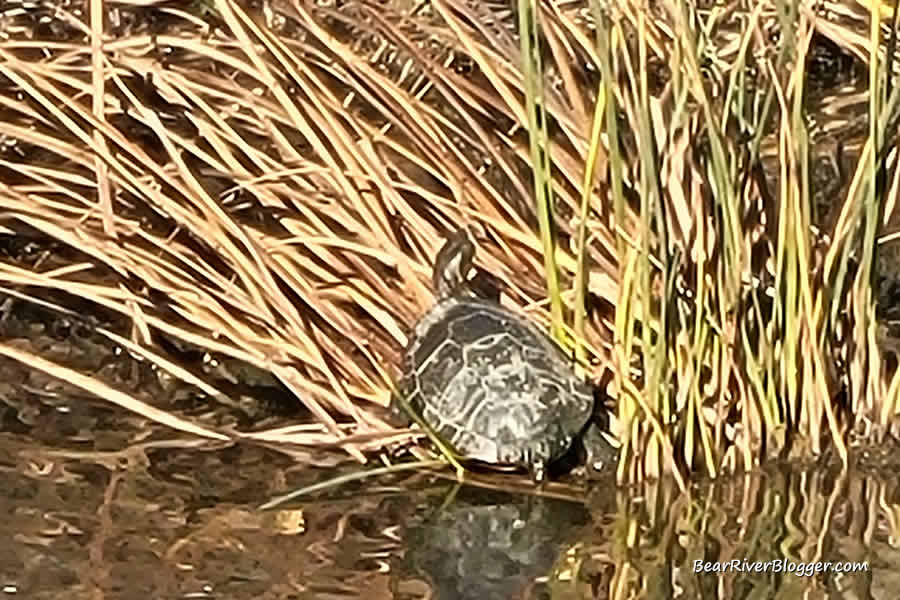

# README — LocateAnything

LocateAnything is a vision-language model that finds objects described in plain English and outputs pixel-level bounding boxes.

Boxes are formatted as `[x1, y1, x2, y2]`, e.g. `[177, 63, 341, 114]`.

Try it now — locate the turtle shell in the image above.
[393, 293, 594, 476]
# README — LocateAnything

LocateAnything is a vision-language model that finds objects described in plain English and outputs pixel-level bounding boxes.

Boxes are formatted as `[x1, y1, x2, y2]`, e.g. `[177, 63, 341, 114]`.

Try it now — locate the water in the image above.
[1, 409, 898, 600]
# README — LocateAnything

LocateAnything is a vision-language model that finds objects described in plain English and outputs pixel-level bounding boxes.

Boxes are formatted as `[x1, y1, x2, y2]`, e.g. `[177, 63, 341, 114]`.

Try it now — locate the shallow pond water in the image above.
[1, 408, 899, 600]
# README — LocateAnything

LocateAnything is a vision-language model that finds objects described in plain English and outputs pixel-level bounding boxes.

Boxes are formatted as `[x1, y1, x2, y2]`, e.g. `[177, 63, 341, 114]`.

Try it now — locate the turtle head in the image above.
[433, 227, 476, 299]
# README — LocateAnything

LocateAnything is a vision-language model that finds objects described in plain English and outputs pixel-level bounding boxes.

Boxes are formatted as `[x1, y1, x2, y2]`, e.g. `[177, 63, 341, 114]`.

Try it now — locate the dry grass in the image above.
[0, 0, 619, 458]
[0, 0, 898, 483]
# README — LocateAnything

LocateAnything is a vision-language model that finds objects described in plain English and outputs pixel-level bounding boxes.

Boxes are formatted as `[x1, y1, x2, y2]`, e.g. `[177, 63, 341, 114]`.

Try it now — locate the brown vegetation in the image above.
[1, 0, 899, 484]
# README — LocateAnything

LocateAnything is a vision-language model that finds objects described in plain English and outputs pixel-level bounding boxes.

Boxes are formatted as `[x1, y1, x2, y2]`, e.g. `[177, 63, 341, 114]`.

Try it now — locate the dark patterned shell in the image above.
[394, 294, 594, 472]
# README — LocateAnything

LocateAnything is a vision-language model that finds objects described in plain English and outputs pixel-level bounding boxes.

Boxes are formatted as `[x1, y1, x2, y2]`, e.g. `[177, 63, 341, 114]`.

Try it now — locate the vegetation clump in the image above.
[0, 0, 899, 485]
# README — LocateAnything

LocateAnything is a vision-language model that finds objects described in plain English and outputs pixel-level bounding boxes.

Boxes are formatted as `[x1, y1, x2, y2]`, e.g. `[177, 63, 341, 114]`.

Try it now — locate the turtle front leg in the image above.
[523, 443, 556, 484]
[529, 461, 547, 484]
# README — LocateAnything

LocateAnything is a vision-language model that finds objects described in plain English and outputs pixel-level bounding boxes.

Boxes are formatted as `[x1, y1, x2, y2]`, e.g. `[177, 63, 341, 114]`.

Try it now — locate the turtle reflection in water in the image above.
[392, 487, 596, 600]
[390, 227, 616, 481]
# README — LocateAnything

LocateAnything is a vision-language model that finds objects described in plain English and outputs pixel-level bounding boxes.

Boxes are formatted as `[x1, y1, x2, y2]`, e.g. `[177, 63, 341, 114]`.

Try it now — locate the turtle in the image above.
[390, 227, 616, 482]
